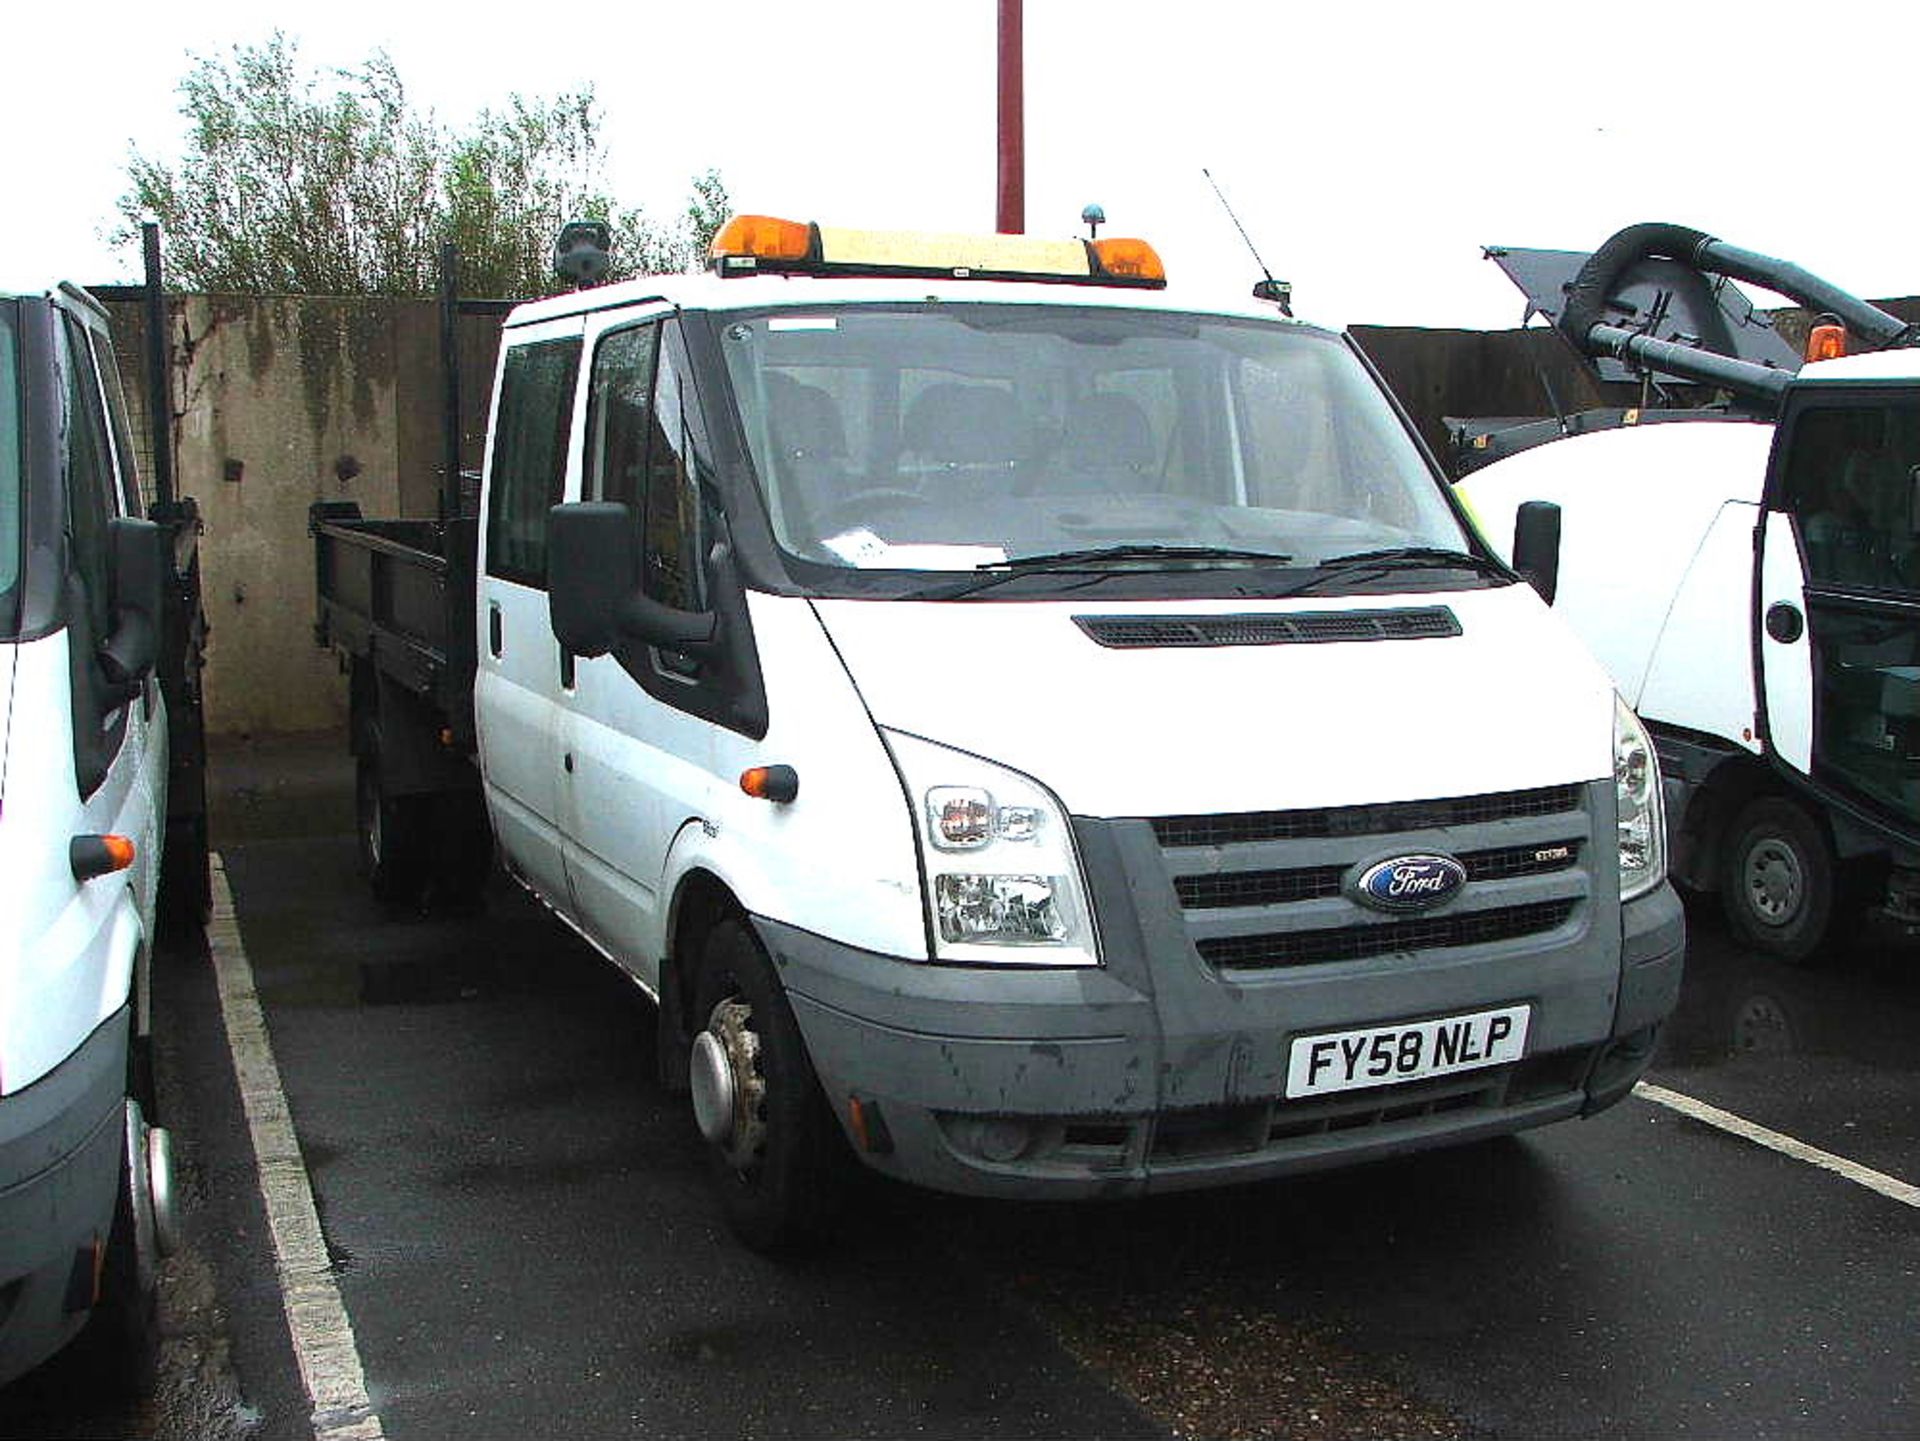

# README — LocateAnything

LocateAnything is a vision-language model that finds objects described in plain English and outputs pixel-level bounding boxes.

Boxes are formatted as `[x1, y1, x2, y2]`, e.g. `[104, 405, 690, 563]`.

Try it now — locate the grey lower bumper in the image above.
[0, 1009, 129, 1387]
[758, 881, 1685, 1201]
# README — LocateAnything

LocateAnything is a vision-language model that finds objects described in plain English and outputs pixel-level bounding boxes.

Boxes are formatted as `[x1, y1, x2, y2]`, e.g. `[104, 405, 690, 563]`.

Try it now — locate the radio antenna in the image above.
[1202, 167, 1291, 315]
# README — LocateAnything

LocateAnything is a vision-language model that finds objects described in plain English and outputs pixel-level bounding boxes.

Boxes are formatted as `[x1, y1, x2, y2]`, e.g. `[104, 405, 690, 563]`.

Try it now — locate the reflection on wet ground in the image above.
[1659, 895, 1920, 1074]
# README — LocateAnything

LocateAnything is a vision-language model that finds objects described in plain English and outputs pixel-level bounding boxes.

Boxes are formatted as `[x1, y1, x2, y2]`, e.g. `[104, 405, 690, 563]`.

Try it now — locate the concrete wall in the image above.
[106, 295, 502, 736]
[98, 290, 1918, 737]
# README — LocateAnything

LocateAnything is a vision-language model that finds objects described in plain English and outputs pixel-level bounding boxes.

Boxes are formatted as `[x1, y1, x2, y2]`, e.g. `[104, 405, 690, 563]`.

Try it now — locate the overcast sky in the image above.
[7, 0, 1915, 328]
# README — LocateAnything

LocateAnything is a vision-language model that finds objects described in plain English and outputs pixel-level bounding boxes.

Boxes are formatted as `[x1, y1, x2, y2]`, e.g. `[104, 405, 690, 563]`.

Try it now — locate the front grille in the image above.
[1127, 781, 1595, 977]
[1075, 607, 1460, 650]
[1152, 784, 1583, 848]
[1177, 864, 1349, 909]
[1174, 840, 1583, 910]
[1197, 899, 1579, 970]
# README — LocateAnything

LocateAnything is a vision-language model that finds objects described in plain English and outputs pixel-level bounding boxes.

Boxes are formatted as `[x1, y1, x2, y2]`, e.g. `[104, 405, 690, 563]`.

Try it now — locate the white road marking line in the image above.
[1635, 1080, 1920, 1210]
[208, 856, 386, 1441]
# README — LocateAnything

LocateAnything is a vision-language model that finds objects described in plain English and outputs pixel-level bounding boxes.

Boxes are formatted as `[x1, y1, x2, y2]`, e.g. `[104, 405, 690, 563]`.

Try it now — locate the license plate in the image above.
[1284, 1004, 1531, 1098]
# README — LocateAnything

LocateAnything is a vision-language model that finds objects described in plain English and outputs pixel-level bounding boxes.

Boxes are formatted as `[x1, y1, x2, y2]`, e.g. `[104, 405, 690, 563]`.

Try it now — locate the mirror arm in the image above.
[615, 592, 718, 652]
[98, 614, 157, 694]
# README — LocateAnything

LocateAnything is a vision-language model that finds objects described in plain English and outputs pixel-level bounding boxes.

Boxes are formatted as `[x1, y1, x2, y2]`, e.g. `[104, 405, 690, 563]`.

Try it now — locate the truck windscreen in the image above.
[0, 304, 20, 636]
[716, 304, 1464, 574]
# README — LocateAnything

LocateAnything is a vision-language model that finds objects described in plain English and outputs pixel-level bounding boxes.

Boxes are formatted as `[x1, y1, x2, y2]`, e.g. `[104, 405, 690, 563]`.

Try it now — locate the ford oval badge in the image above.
[1353, 854, 1468, 913]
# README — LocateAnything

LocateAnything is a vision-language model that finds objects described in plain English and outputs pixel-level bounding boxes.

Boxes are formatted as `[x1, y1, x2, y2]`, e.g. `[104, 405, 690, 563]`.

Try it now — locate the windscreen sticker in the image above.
[823, 528, 891, 565]
[822, 529, 1007, 569]
[870, 544, 1008, 570]
[769, 317, 840, 332]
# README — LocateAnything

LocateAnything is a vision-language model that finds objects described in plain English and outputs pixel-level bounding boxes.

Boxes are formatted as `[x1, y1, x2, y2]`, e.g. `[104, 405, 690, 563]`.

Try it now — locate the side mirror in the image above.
[548, 502, 718, 656]
[1511, 500, 1562, 606]
[99, 516, 165, 688]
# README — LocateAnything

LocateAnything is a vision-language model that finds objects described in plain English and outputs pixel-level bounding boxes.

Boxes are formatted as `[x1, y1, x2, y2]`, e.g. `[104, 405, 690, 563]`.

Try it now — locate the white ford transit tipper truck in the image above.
[1, 281, 195, 1387]
[314, 216, 1684, 1248]
[1455, 223, 1920, 962]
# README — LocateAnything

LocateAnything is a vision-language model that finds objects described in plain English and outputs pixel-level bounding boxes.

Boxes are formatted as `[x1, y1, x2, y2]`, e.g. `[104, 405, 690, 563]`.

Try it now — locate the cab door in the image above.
[60, 308, 162, 881]
[1758, 385, 1920, 833]
[474, 317, 584, 910]
[78, 310, 166, 923]
[556, 313, 757, 982]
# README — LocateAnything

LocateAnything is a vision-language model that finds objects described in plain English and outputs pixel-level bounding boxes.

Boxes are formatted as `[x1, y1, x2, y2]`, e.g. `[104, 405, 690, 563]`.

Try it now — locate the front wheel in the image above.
[688, 920, 846, 1252]
[79, 1100, 167, 1395]
[1719, 795, 1834, 964]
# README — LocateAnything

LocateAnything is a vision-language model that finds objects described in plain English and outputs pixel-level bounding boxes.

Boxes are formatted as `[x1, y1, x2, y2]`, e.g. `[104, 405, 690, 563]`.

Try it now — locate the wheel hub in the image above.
[1745, 839, 1804, 925]
[689, 998, 767, 1170]
[146, 1123, 179, 1257]
[122, 1101, 159, 1294]
[360, 769, 383, 867]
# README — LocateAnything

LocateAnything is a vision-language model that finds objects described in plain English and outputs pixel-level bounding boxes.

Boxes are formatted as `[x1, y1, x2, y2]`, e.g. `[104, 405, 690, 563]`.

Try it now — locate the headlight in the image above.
[1614, 696, 1667, 901]
[882, 729, 1099, 966]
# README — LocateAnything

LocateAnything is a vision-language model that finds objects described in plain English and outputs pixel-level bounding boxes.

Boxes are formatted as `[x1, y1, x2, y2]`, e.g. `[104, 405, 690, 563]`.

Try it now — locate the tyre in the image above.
[355, 728, 427, 904]
[688, 920, 845, 1252]
[79, 1100, 163, 1397]
[1719, 795, 1834, 964]
[429, 789, 495, 908]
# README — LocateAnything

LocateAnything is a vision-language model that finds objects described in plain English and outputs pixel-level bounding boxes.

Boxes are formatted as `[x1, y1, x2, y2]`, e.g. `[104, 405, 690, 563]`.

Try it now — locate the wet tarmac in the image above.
[3, 731, 1915, 1439]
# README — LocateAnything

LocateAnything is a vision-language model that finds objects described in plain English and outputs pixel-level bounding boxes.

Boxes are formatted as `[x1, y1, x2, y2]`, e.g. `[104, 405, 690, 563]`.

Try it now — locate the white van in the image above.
[0, 284, 174, 1387]
[340, 217, 1685, 1250]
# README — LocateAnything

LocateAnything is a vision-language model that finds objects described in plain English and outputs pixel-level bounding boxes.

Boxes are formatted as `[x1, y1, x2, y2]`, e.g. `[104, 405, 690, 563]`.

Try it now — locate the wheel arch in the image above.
[1675, 753, 1829, 895]
[657, 866, 751, 1092]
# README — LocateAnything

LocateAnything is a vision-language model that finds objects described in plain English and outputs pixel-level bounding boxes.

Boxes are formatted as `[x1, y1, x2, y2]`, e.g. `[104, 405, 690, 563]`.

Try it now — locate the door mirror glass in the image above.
[99, 516, 164, 688]
[1512, 500, 1562, 605]
[548, 502, 717, 657]
[548, 502, 638, 657]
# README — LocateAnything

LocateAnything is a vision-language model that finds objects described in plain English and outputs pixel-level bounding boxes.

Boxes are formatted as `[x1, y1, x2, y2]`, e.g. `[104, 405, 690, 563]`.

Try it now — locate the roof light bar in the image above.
[709, 214, 1166, 289]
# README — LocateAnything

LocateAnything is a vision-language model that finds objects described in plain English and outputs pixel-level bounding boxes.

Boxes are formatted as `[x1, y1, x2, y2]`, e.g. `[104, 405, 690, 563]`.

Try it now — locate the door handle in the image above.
[488, 603, 503, 657]
[1764, 601, 1804, 644]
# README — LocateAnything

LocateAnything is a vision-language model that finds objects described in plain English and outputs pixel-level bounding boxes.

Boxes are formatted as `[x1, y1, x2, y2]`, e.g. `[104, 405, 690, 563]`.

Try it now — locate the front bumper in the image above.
[762, 874, 1685, 1201]
[0, 1009, 129, 1387]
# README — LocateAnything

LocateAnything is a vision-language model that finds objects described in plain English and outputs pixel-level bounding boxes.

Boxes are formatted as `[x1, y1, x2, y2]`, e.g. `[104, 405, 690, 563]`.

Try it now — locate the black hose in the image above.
[1556, 222, 1713, 352]
[1559, 221, 1908, 353]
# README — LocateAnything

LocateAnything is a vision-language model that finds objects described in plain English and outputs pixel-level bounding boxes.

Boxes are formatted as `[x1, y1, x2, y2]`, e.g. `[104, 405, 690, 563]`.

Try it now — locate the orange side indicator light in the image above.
[847, 1095, 895, 1154]
[739, 765, 800, 804]
[71, 834, 136, 882]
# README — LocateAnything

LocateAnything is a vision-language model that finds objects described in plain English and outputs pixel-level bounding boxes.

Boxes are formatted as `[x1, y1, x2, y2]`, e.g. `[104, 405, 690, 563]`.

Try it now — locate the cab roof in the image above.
[503, 269, 1305, 330]
[504, 214, 1302, 331]
[1797, 348, 1920, 383]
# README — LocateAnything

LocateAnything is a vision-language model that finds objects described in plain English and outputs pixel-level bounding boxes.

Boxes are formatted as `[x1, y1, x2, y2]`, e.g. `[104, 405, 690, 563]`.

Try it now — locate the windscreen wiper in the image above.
[1283, 545, 1512, 596]
[922, 543, 1295, 599]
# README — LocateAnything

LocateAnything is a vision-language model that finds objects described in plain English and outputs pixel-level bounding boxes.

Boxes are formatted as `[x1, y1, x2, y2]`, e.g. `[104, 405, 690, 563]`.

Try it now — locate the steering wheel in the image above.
[817, 487, 929, 532]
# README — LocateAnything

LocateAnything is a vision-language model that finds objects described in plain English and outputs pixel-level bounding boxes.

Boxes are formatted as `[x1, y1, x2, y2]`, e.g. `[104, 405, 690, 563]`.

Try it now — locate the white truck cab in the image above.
[0, 284, 176, 1386]
[467, 216, 1684, 1247]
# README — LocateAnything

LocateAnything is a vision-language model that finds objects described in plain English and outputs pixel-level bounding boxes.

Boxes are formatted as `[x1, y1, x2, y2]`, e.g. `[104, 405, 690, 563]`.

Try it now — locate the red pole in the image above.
[996, 0, 1024, 234]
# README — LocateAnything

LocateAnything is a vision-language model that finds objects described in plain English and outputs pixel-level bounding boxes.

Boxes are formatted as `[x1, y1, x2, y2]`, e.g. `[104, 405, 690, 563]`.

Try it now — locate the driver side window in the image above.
[1787, 403, 1920, 594]
[60, 313, 131, 795]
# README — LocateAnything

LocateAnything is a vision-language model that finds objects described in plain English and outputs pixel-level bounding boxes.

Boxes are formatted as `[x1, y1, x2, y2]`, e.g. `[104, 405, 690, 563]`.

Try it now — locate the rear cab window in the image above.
[486, 337, 582, 588]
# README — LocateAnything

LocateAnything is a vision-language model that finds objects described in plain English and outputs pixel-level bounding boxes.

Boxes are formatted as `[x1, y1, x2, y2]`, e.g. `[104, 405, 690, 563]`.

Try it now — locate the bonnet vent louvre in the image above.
[1074, 608, 1461, 649]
